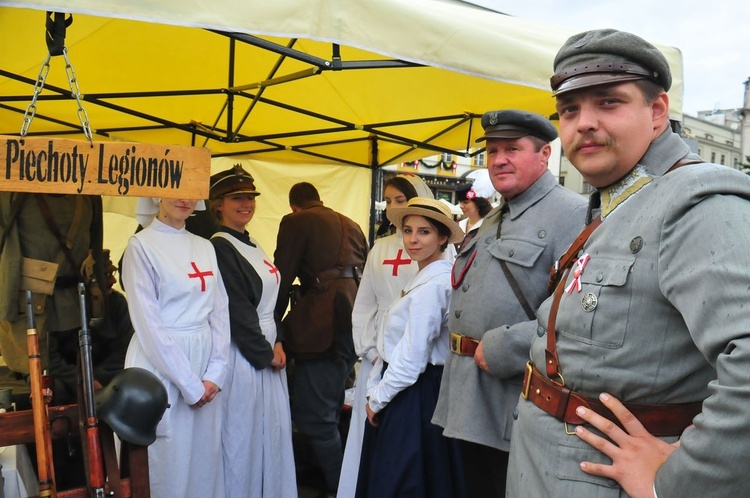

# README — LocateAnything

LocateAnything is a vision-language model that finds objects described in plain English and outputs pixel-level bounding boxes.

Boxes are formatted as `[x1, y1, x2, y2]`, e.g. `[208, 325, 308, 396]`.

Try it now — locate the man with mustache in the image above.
[507, 29, 750, 497]
[431, 110, 587, 497]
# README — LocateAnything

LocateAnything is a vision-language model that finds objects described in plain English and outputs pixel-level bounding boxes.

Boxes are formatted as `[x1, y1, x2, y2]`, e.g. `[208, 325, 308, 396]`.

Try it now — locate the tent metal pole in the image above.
[368, 135, 380, 244]
[230, 39, 299, 139]
[226, 37, 236, 144]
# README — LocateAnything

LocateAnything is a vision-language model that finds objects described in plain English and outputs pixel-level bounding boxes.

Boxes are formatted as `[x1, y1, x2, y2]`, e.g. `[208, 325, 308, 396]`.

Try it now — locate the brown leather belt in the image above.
[522, 362, 703, 437]
[315, 266, 362, 282]
[449, 332, 479, 357]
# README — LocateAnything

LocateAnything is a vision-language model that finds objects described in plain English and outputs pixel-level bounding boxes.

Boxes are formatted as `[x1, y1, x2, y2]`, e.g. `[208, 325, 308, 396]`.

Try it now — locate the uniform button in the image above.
[454, 310, 462, 319]
[630, 236, 644, 253]
[40, 264, 47, 271]
[485, 236, 494, 244]
[509, 249, 515, 257]
[538, 230, 547, 239]
[35, 305, 42, 311]
[512, 408, 519, 420]
[537, 326, 545, 337]
[462, 284, 470, 292]
[596, 273, 603, 283]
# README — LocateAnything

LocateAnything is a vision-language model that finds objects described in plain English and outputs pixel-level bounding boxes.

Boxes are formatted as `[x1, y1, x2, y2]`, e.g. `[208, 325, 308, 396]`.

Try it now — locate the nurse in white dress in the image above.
[338, 174, 443, 497]
[209, 165, 296, 498]
[123, 197, 230, 498]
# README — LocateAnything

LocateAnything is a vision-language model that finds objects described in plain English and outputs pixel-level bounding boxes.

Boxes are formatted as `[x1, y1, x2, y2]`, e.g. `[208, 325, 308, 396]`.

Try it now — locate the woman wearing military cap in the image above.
[209, 164, 296, 498]
[356, 197, 465, 498]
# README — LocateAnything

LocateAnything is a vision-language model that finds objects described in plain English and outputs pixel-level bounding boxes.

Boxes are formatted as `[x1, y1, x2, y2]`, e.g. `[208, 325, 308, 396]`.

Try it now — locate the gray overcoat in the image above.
[432, 171, 587, 451]
[507, 130, 750, 497]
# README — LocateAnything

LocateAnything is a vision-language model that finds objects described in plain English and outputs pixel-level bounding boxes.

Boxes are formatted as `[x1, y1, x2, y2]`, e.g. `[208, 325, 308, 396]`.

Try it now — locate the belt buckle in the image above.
[449, 332, 462, 354]
[522, 361, 533, 400]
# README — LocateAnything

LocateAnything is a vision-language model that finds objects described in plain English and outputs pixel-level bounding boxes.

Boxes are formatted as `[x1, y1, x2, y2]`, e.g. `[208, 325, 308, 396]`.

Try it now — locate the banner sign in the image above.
[0, 136, 210, 198]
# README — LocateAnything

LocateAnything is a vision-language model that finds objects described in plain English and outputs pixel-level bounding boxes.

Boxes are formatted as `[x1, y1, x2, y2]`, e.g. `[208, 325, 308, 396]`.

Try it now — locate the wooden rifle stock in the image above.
[77, 283, 107, 497]
[26, 290, 57, 497]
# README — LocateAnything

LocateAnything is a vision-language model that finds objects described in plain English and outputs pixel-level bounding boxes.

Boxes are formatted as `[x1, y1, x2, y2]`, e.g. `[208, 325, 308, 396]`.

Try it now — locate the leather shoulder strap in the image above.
[547, 217, 602, 295]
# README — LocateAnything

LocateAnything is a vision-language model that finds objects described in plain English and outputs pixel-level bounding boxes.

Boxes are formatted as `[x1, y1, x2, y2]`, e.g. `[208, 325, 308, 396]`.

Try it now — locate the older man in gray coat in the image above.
[507, 29, 750, 497]
[431, 110, 587, 497]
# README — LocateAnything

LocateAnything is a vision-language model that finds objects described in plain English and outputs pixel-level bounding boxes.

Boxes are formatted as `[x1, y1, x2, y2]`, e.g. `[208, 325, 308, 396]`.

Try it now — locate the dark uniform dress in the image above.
[356, 260, 464, 498]
[211, 227, 296, 498]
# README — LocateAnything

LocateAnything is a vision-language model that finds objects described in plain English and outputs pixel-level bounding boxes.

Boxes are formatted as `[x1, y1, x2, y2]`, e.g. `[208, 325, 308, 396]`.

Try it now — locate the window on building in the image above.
[441, 153, 454, 163]
[711, 152, 716, 163]
[582, 182, 596, 195]
[473, 151, 486, 167]
[721, 154, 726, 165]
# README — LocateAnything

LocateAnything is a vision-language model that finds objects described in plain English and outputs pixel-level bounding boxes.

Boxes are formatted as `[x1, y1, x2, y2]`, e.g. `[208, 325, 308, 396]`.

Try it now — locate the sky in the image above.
[464, 0, 750, 116]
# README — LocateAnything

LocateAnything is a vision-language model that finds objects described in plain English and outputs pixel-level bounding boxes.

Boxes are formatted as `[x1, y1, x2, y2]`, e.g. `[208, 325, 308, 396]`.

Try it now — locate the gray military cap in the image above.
[475, 110, 558, 143]
[551, 28, 671, 96]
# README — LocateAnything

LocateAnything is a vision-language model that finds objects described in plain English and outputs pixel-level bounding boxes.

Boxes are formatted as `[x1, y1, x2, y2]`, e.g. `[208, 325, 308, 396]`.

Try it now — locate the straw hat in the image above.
[387, 196, 464, 243]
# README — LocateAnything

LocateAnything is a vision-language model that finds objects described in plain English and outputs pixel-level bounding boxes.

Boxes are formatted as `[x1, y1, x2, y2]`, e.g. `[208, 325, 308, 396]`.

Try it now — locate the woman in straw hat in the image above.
[339, 173, 447, 497]
[355, 197, 465, 498]
[209, 165, 296, 498]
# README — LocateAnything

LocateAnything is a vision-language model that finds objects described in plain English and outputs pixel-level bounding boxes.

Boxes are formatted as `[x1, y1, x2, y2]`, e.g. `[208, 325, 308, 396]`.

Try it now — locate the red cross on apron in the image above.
[382, 249, 412, 276]
[264, 260, 280, 283]
[188, 262, 213, 292]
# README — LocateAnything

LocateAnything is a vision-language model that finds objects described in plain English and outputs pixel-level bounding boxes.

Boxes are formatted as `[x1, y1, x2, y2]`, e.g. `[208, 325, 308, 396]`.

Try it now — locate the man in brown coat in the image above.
[274, 182, 368, 496]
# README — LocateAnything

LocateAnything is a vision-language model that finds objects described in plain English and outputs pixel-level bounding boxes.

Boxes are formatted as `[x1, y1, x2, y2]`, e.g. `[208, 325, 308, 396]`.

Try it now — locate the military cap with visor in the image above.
[475, 109, 558, 143]
[551, 28, 672, 96]
[210, 164, 261, 199]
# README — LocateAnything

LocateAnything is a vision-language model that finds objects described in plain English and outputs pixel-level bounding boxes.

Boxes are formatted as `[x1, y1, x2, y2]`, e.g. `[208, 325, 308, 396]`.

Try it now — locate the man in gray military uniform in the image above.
[507, 29, 750, 497]
[431, 110, 587, 497]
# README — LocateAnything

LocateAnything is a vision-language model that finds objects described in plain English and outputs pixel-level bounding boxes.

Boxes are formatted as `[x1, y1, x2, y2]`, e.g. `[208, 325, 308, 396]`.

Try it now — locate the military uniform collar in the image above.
[593, 128, 702, 220]
[639, 127, 698, 177]
[302, 201, 325, 210]
[505, 170, 558, 220]
[598, 165, 652, 219]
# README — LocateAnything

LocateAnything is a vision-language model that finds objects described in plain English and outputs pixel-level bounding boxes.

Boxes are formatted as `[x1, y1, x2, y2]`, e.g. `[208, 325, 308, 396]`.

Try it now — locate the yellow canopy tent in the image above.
[0, 1, 684, 257]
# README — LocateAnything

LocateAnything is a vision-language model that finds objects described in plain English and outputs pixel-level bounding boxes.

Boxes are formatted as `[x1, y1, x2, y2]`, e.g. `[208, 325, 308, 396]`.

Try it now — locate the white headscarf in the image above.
[135, 197, 206, 228]
[397, 173, 433, 198]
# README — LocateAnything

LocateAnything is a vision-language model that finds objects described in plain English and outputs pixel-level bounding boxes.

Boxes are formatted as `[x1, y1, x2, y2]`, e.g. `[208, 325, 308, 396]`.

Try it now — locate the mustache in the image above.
[570, 135, 616, 152]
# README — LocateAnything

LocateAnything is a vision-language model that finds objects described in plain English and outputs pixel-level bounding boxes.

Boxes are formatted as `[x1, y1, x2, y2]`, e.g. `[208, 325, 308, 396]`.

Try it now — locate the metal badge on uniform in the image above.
[581, 292, 598, 312]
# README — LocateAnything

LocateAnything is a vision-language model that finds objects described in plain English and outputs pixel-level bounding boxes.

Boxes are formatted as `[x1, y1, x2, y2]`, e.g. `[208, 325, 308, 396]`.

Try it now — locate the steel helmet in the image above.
[95, 367, 168, 446]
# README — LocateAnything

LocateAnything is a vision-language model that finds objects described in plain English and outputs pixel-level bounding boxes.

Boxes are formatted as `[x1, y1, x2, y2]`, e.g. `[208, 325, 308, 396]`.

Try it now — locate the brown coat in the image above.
[273, 202, 368, 351]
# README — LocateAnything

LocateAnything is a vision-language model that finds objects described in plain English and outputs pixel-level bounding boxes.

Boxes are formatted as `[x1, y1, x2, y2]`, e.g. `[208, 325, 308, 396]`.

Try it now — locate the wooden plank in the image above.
[0, 136, 210, 198]
[1, 405, 150, 497]
[0, 404, 79, 447]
